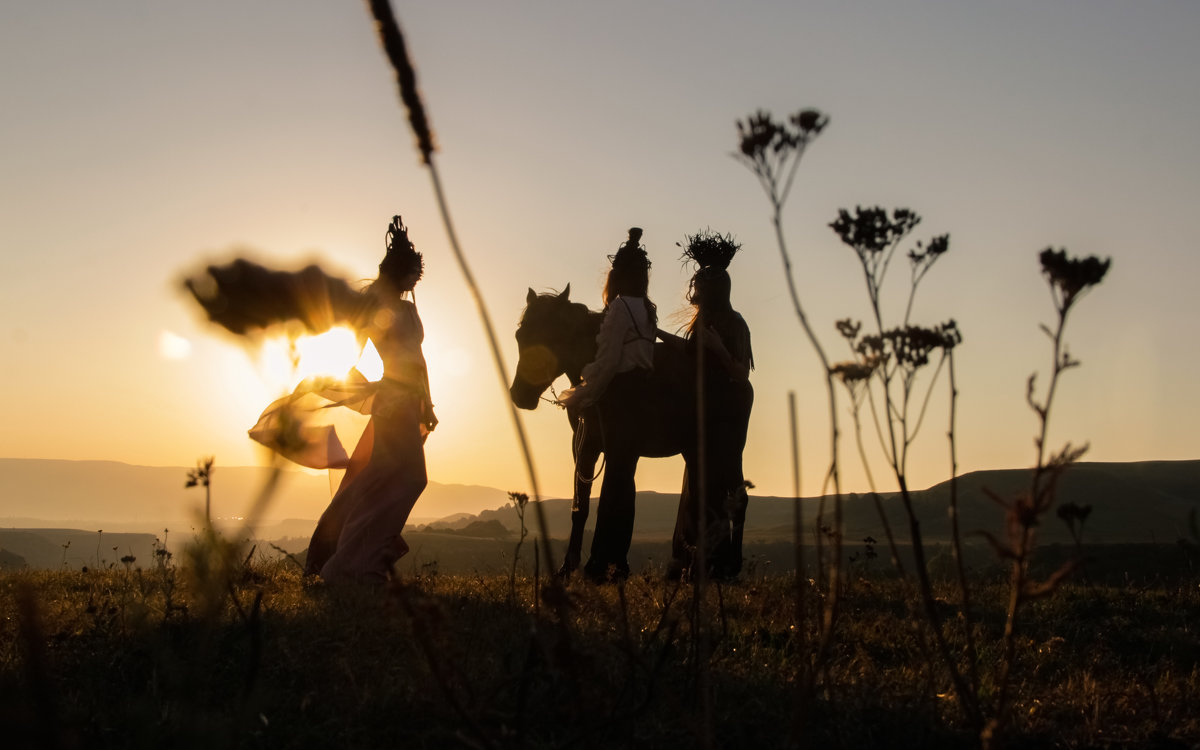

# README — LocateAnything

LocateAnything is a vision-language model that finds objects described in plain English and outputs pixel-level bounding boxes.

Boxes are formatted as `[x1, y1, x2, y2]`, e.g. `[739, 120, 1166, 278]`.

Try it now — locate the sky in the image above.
[2, 1, 1197, 509]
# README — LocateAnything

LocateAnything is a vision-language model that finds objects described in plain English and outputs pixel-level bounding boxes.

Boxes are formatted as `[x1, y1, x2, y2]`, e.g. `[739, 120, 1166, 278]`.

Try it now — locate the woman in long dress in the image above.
[303, 216, 437, 584]
[663, 231, 753, 579]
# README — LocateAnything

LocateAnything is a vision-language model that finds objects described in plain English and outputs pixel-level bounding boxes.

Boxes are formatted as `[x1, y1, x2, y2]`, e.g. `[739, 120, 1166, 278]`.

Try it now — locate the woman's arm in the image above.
[656, 328, 686, 349]
[566, 304, 630, 406]
[697, 325, 751, 382]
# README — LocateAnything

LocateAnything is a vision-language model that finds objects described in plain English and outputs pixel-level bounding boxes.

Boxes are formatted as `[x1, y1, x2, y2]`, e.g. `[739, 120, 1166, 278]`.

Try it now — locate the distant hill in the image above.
[472, 460, 1200, 547]
[0, 529, 159, 570]
[1, 459, 1195, 571]
[0, 458, 512, 530]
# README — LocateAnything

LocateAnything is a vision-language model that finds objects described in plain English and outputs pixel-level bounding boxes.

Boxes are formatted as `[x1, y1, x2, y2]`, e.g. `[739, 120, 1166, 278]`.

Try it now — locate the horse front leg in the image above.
[561, 443, 599, 577]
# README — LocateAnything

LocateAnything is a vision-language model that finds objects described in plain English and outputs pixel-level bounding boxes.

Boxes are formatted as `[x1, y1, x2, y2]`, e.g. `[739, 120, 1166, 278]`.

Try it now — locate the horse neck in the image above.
[560, 306, 603, 385]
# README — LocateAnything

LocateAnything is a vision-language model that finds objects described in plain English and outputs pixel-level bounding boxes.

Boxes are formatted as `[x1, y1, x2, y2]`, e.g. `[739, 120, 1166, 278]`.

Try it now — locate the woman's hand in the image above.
[699, 326, 750, 381]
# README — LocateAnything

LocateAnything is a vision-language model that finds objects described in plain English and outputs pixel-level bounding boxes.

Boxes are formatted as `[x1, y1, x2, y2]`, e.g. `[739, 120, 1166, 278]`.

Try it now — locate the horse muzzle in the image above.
[509, 377, 546, 410]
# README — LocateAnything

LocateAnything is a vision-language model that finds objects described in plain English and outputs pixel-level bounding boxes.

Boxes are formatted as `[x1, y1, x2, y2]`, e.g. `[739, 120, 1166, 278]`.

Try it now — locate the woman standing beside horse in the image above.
[663, 231, 754, 579]
[559, 227, 657, 582]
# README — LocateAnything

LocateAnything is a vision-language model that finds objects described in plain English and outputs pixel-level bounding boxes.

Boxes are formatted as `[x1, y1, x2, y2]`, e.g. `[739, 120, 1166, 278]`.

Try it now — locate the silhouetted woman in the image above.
[304, 216, 437, 584]
[663, 231, 753, 579]
[560, 227, 656, 582]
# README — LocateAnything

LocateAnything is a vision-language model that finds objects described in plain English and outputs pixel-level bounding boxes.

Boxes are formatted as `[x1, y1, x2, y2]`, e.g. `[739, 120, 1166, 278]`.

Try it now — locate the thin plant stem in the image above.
[846, 398, 907, 577]
[860, 232, 980, 729]
[908, 351, 948, 443]
[787, 391, 811, 736]
[693, 307, 713, 750]
[995, 302, 1068, 717]
[770, 209, 842, 643]
[946, 348, 979, 695]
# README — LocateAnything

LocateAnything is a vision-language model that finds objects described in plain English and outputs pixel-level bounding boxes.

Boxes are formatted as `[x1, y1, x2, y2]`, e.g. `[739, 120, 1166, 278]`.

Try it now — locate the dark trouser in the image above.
[584, 369, 650, 581]
[672, 380, 753, 577]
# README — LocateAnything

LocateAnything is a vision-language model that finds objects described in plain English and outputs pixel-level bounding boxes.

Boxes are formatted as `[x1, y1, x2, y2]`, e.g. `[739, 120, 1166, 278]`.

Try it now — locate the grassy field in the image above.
[2, 556, 1199, 749]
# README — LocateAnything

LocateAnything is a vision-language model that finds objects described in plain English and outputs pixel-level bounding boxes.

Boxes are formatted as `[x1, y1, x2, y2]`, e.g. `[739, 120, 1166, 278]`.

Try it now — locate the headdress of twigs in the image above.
[681, 229, 741, 278]
[378, 215, 424, 289]
[608, 227, 650, 271]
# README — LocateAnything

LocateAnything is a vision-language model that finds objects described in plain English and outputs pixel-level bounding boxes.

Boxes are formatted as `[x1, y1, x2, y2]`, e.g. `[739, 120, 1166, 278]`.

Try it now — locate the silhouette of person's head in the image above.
[682, 230, 740, 329]
[689, 267, 732, 311]
[377, 215, 424, 293]
[603, 227, 651, 307]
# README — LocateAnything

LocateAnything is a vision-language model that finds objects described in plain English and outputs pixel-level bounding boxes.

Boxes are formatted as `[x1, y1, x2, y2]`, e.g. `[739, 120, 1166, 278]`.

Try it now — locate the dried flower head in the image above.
[1039, 247, 1111, 312]
[835, 318, 862, 341]
[908, 234, 950, 266]
[736, 110, 793, 158]
[183, 259, 366, 337]
[830, 360, 877, 384]
[791, 109, 829, 135]
[830, 206, 922, 256]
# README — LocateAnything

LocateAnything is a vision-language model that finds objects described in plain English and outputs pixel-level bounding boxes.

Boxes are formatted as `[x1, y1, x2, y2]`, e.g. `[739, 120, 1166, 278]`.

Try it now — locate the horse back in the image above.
[639, 342, 695, 458]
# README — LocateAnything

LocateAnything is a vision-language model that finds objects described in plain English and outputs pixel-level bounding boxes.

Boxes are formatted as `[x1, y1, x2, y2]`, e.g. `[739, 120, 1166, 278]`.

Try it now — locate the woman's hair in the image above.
[377, 215, 424, 291]
[603, 227, 656, 326]
[681, 230, 739, 335]
[686, 267, 732, 334]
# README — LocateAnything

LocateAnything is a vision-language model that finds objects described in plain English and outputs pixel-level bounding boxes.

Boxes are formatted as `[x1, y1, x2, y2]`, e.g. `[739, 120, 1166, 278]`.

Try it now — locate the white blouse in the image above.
[566, 296, 654, 407]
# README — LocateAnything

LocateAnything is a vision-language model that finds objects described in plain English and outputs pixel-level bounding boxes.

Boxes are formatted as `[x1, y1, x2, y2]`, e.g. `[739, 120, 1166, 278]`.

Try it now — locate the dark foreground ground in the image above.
[2, 555, 1198, 749]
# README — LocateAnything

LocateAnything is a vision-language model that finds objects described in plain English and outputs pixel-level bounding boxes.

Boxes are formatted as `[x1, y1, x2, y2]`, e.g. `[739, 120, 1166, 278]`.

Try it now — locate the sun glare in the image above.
[257, 326, 365, 389]
[295, 327, 361, 380]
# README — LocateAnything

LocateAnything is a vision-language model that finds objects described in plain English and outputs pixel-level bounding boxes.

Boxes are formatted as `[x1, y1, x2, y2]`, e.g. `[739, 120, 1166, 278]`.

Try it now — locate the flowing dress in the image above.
[311, 299, 432, 583]
[249, 297, 433, 583]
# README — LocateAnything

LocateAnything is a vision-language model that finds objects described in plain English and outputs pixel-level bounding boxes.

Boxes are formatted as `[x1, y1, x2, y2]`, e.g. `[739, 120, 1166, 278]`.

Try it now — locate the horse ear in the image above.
[527, 287, 537, 305]
[558, 284, 570, 302]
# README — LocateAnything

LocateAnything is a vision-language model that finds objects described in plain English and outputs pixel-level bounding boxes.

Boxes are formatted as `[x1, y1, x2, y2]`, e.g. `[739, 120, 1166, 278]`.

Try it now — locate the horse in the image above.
[509, 285, 696, 577]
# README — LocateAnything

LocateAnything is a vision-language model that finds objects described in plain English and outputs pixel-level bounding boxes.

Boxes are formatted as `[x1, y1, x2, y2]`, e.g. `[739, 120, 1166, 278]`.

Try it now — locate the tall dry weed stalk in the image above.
[363, 4, 591, 735]
[734, 103, 1113, 743]
[364, 0, 555, 578]
[979, 247, 1110, 745]
[825, 205, 981, 725]
[508, 490, 530, 601]
[733, 108, 840, 730]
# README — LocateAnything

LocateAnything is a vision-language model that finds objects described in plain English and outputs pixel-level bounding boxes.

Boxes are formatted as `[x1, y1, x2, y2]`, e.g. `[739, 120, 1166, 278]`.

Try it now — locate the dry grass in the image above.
[2, 564, 1197, 748]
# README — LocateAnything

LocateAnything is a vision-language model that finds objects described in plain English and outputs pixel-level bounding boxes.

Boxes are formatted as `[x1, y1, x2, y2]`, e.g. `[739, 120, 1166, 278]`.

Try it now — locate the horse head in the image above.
[510, 284, 595, 410]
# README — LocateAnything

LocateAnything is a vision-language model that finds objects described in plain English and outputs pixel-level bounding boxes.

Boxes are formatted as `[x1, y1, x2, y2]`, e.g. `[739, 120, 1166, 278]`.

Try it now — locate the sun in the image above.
[294, 327, 361, 380]
[257, 326, 382, 389]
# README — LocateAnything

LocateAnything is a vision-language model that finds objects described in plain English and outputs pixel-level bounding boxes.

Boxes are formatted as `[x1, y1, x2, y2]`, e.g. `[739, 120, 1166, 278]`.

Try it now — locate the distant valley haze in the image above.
[2, 457, 1195, 545]
[0, 457, 511, 532]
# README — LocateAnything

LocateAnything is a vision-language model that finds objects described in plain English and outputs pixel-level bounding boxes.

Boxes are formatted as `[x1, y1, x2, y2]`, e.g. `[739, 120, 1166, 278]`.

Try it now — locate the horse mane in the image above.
[519, 288, 596, 325]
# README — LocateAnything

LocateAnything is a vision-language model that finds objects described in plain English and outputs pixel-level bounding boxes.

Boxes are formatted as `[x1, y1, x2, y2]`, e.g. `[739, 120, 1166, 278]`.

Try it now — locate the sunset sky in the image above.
[2, 1, 1197, 508]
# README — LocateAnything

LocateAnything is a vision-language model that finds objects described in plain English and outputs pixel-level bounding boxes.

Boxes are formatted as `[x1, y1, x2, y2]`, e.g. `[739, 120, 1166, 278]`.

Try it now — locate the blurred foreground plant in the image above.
[977, 247, 1110, 746]
[826, 205, 982, 725]
[734, 107, 837, 735]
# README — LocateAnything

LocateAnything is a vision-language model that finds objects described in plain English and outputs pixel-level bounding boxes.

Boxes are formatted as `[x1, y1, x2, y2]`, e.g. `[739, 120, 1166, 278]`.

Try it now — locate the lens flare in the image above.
[294, 327, 361, 380]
